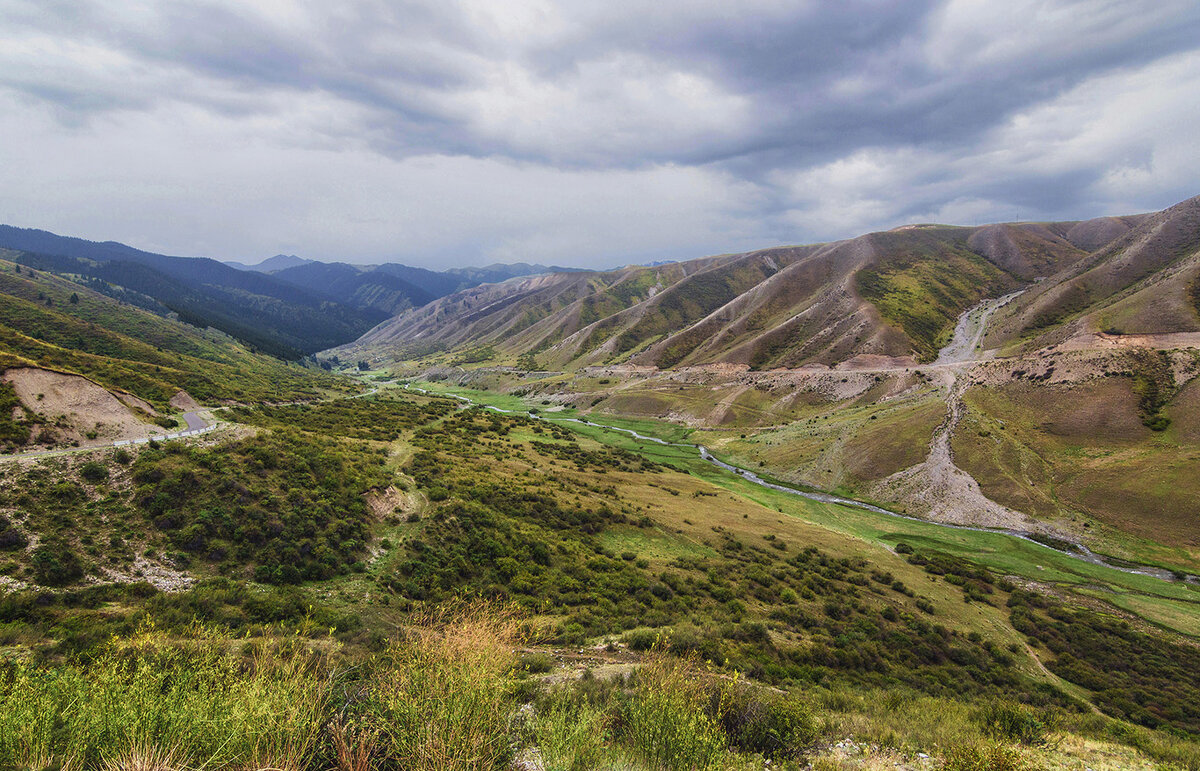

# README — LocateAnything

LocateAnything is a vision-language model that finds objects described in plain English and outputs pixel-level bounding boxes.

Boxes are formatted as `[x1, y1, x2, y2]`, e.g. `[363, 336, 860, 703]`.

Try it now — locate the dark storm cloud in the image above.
[0, 0, 1198, 265]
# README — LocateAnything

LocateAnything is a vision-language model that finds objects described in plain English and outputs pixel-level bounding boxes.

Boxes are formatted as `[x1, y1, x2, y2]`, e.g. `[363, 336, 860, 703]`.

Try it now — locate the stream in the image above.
[401, 383, 1192, 584]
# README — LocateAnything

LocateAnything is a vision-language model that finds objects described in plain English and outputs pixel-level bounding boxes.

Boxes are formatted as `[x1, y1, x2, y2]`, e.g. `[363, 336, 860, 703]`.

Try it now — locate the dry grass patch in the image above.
[356, 604, 522, 771]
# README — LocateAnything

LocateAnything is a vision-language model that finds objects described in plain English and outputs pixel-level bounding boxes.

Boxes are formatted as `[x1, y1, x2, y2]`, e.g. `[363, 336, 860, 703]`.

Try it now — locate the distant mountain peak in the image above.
[225, 254, 314, 272]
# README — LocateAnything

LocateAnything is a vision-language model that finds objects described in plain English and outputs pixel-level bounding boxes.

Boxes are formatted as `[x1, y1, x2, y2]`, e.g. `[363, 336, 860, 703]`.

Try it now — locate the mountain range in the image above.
[340, 199, 1199, 370]
[0, 225, 578, 358]
[224, 253, 314, 272]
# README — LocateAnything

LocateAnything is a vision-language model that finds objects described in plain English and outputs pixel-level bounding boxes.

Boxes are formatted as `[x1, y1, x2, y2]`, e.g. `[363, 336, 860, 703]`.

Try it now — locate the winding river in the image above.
[402, 383, 1192, 584]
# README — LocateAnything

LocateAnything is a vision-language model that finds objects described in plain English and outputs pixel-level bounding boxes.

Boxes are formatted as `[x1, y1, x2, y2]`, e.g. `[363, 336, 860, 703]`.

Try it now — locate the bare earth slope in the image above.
[985, 195, 1200, 351]
[2, 366, 166, 446]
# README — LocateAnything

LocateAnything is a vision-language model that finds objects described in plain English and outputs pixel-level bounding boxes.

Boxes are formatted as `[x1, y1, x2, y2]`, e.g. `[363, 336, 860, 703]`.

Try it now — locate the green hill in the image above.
[0, 256, 340, 415]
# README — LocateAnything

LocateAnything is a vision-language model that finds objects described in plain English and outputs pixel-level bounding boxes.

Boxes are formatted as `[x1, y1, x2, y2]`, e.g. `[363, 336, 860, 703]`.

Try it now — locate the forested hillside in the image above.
[0, 227, 385, 357]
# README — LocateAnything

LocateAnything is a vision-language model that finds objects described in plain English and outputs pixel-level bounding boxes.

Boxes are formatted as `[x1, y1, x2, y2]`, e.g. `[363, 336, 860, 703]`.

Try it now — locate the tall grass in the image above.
[621, 653, 729, 771]
[4, 606, 1197, 771]
[939, 741, 1027, 771]
[0, 622, 331, 771]
[531, 698, 611, 771]
[357, 605, 521, 771]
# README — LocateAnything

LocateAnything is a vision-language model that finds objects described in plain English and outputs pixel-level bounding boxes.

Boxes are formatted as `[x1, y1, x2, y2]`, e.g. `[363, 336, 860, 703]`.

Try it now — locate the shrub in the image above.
[625, 628, 660, 652]
[80, 461, 109, 484]
[31, 541, 84, 586]
[0, 515, 28, 551]
[940, 741, 1028, 771]
[722, 687, 818, 760]
[973, 700, 1050, 746]
[521, 652, 555, 674]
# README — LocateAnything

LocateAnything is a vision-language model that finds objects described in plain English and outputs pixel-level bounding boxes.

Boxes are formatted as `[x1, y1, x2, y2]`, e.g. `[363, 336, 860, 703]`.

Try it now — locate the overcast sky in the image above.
[1, 1, 1199, 268]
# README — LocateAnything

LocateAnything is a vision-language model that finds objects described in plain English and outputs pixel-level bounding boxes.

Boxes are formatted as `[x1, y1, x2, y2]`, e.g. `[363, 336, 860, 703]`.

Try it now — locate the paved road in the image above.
[0, 382, 379, 462]
[0, 409, 218, 462]
[180, 410, 209, 431]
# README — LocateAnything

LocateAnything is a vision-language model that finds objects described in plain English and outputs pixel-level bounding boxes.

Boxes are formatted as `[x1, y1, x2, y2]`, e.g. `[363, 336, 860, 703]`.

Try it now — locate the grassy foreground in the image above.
[5, 381, 1200, 770]
[4, 605, 1198, 771]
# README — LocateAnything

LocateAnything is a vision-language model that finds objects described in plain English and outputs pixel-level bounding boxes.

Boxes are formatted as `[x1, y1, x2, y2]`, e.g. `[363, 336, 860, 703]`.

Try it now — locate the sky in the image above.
[1, 1, 1199, 269]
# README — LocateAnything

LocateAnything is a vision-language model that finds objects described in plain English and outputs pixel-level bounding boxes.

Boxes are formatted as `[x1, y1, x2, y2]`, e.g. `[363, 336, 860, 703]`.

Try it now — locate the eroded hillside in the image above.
[337, 213, 1144, 370]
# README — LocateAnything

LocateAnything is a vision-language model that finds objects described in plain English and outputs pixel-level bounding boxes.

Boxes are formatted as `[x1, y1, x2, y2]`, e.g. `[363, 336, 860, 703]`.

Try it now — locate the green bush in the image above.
[722, 687, 818, 759]
[0, 515, 28, 551]
[31, 541, 84, 586]
[940, 741, 1028, 771]
[973, 700, 1050, 746]
[625, 628, 660, 651]
[522, 651, 556, 674]
[79, 461, 109, 484]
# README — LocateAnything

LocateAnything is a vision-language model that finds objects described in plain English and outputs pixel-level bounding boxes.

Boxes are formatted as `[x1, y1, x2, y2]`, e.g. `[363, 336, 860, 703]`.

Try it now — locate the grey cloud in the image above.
[7, 1, 1199, 168]
[0, 0, 1197, 266]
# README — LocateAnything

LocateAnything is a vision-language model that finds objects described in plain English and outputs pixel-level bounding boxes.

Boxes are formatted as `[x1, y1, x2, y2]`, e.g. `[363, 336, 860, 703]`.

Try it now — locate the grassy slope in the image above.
[435, 350, 1200, 577]
[856, 228, 1018, 360]
[0, 259, 341, 410]
[4, 389, 1042, 687]
[5, 380, 1200, 767]
[953, 375, 1200, 572]
[695, 391, 948, 496]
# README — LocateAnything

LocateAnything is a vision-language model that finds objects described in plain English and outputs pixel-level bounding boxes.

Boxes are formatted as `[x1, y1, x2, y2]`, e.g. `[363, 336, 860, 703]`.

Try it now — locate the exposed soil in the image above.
[868, 371, 1042, 531]
[99, 557, 194, 592]
[169, 389, 201, 411]
[1058, 331, 1200, 352]
[116, 392, 158, 415]
[2, 367, 165, 446]
[366, 485, 411, 520]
